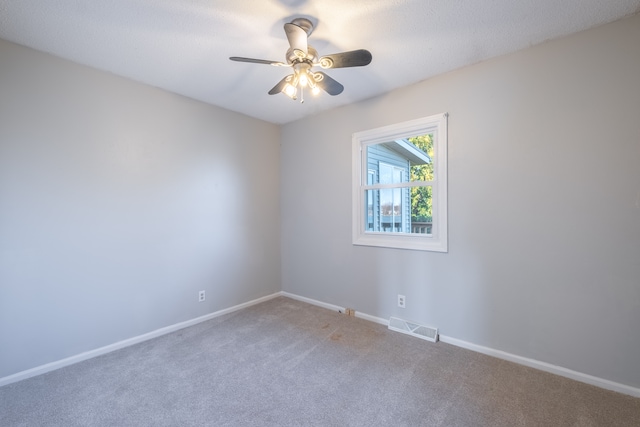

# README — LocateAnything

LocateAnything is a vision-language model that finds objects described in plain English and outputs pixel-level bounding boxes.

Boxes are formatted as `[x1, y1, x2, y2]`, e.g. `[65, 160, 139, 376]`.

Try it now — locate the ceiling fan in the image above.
[229, 18, 372, 102]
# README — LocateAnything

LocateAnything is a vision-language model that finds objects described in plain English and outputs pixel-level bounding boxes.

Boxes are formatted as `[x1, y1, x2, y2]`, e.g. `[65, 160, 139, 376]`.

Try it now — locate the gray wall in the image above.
[0, 39, 281, 378]
[281, 14, 640, 388]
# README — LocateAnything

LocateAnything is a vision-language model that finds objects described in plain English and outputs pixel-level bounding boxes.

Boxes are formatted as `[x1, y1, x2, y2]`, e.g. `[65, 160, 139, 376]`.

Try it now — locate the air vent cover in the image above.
[388, 317, 438, 342]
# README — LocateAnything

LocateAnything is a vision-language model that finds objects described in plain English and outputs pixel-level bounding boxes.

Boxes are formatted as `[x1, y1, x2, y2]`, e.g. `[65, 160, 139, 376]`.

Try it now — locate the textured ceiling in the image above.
[1, 1, 639, 124]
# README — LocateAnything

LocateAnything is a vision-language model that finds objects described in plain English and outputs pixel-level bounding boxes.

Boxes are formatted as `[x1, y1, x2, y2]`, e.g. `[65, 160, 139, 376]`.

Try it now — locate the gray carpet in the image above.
[1, 296, 639, 426]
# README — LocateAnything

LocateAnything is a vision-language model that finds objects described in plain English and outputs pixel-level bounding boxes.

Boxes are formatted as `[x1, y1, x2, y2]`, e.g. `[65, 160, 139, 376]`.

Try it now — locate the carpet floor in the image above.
[1, 296, 639, 426]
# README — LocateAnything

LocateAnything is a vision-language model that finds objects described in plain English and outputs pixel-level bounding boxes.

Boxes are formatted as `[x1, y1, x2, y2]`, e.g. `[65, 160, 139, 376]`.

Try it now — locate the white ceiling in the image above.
[1, 1, 639, 124]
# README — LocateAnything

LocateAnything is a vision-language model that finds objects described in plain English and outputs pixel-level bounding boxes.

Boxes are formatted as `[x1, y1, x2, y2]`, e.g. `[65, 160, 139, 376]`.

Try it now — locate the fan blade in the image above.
[314, 72, 344, 96]
[268, 75, 293, 95]
[318, 49, 372, 69]
[229, 57, 286, 66]
[284, 23, 308, 57]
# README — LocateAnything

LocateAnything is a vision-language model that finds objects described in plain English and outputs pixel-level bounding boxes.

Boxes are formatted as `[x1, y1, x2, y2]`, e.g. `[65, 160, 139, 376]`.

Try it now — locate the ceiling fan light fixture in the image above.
[298, 71, 308, 87]
[283, 83, 297, 99]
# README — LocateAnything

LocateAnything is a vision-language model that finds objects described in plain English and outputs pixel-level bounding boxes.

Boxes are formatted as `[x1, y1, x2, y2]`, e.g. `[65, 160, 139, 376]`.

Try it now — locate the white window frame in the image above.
[352, 113, 448, 252]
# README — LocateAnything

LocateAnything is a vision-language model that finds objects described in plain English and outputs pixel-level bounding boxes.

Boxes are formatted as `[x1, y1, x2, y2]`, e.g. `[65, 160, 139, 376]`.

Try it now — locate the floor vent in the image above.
[388, 317, 438, 342]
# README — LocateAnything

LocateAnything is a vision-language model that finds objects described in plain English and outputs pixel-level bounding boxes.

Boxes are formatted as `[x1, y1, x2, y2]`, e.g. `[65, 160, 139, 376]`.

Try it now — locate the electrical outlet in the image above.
[345, 308, 355, 317]
[198, 290, 205, 302]
[398, 294, 406, 308]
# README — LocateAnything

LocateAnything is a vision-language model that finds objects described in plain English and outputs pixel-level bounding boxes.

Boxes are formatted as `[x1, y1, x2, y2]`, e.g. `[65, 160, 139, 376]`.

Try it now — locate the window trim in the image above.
[352, 113, 448, 252]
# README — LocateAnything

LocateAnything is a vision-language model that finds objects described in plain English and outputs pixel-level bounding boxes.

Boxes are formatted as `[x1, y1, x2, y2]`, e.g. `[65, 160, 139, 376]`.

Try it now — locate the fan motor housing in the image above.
[286, 46, 318, 65]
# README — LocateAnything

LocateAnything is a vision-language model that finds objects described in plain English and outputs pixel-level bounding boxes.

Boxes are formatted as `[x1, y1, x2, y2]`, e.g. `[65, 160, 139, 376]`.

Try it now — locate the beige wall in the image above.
[281, 13, 640, 388]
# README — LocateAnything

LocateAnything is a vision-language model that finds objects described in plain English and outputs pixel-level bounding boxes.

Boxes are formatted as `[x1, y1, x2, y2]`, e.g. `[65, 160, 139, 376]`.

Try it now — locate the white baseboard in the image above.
[280, 291, 640, 398]
[280, 291, 390, 325]
[438, 335, 640, 398]
[4, 291, 639, 398]
[354, 311, 388, 325]
[280, 291, 344, 313]
[0, 292, 281, 388]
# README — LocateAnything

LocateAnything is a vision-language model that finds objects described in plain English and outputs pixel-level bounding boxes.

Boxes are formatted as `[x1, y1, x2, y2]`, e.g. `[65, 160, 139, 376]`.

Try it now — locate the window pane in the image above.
[366, 143, 415, 185]
[367, 137, 431, 185]
[364, 186, 432, 235]
[380, 188, 402, 232]
[409, 133, 434, 182]
[410, 185, 432, 234]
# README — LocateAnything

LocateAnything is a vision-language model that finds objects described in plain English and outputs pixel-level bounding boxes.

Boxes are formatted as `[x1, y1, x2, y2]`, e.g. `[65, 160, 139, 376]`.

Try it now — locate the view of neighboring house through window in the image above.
[379, 162, 405, 232]
[353, 113, 447, 252]
[366, 138, 433, 234]
[367, 164, 407, 232]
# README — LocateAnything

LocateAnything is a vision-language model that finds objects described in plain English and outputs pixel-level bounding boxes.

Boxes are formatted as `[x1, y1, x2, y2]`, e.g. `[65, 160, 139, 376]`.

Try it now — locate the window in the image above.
[352, 113, 448, 252]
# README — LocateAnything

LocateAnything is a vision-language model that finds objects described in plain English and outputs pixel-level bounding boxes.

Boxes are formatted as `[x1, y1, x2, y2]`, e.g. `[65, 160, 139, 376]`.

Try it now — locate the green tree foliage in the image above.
[409, 134, 434, 223]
